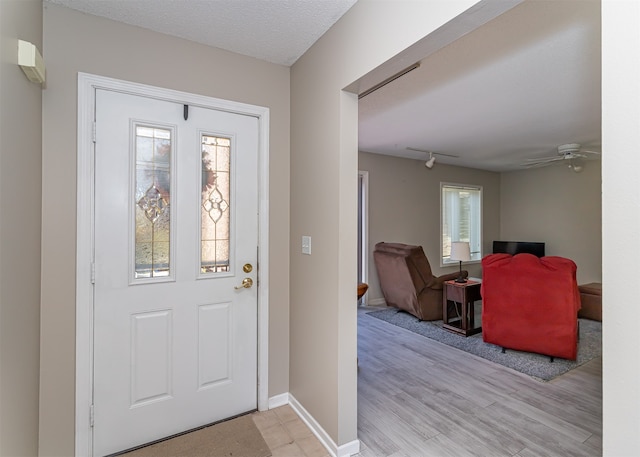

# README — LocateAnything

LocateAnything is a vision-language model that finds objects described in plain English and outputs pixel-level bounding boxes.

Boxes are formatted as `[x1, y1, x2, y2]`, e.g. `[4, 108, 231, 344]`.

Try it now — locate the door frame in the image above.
[357, 170, 369, 305]
[75, 73, 270, 456]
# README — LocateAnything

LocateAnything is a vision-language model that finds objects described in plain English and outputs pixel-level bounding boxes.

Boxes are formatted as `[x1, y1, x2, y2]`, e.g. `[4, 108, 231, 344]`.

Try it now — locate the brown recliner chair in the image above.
[373, 242, 467, 321]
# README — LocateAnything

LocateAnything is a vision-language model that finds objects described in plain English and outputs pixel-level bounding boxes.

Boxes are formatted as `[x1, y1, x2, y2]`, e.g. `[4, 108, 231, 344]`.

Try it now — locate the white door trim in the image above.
[357, 170, 369, 305]
[75, 73, 270, 456]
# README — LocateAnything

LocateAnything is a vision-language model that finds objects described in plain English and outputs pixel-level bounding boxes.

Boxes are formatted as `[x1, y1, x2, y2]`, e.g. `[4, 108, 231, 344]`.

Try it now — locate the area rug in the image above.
[119, 413, 271, 457]
[367, 308, 601, 382]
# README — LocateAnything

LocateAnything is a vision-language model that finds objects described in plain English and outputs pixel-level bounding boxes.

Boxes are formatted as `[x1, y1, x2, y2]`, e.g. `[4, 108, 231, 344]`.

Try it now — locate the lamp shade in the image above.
[450, 241, 471, 262]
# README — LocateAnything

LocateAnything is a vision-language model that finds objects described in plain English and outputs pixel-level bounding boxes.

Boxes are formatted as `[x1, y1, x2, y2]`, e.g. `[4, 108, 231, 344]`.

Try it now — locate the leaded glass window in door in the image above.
[201, 135, 231, 274]
[134, 125, 172, 279]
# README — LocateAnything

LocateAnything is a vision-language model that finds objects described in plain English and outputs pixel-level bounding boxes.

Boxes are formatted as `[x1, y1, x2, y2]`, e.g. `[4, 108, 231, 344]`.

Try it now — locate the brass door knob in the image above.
[234, 278, 253, 289]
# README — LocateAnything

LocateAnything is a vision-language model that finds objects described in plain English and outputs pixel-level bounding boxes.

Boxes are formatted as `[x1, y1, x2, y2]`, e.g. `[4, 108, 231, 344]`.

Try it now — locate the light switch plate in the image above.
[302, 236, 311, 255]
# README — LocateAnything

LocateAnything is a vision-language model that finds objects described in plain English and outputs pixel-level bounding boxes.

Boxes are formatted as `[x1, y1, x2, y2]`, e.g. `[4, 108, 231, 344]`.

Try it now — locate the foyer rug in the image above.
[119, 413, 271, 457]
[367, 308, 601, 382]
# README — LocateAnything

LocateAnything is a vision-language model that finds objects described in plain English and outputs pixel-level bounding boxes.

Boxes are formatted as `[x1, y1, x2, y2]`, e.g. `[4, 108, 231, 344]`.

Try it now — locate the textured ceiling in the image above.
[45, 0, 358, 66]
[45, 0, 601, 173]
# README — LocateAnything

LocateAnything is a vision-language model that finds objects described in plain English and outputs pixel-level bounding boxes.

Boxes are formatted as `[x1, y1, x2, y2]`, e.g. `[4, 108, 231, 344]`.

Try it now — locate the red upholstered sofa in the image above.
[481, 253, 581, 360]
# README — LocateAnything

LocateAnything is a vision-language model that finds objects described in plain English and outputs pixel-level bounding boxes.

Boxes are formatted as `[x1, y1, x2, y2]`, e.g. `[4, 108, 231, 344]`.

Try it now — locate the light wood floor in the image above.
[149, 307, 601, 456]
[353, 306, 602, 457]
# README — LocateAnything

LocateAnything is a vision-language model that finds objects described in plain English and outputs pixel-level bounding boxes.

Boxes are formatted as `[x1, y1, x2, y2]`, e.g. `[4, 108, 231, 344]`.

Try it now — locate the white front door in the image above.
[92, 89, 258, 456]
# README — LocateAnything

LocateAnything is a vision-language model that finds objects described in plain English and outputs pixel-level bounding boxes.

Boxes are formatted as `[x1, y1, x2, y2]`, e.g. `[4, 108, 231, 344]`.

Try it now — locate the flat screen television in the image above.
[492, 240, 545, 257]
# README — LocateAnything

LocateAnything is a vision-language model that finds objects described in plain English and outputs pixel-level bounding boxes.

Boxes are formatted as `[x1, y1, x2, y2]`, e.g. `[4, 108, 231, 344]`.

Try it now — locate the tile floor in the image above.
[251, 405, 330, 457]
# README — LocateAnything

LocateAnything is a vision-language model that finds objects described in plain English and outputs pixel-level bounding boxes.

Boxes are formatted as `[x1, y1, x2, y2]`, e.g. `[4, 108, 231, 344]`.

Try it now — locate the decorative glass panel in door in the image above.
[134, 125, 173, 279]
[201, 134, 231, 274]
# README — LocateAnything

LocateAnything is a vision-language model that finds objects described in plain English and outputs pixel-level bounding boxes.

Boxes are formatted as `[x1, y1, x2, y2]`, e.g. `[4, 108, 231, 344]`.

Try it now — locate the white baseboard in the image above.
[274, 393, 361, 457]
[336, 438, 361, 457]
[367, 297, 386, 306]
[268, 392, 289, 409]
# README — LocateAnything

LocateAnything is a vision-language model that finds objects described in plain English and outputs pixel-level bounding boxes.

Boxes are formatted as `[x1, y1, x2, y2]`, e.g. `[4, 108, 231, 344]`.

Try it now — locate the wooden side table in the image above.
[357, 283, 369, 300]
[443, 280, 482, 336]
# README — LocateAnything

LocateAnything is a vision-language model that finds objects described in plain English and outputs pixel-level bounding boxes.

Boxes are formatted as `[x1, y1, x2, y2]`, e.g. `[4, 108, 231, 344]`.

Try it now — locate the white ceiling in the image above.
[359, 0, 601, 172]
[45, 0, 358, 66]
[46, 0, 601, 173]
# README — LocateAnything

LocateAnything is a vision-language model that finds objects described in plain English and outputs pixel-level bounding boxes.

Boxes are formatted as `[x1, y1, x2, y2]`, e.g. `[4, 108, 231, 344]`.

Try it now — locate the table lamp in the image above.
[450, 241, 471, 283]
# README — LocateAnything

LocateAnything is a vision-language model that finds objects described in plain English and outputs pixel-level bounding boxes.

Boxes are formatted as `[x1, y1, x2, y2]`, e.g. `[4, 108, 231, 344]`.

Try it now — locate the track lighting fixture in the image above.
[425, 152, 436, 169]
[406, 147, 459, 168]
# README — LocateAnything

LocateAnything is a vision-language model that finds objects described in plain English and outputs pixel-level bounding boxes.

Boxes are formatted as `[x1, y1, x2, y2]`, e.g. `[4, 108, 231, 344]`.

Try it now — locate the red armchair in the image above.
[373, 242, 466, 321]
[481, 253, 581, 360]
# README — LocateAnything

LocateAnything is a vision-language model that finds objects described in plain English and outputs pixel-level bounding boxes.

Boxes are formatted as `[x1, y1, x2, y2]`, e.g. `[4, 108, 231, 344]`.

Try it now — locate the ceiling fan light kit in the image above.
[569, 162, 583, 173]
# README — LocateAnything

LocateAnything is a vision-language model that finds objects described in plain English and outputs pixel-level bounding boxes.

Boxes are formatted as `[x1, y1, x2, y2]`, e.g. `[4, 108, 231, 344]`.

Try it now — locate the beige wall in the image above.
[0, 1, 43, 456]
[501, 161, 602, 284]
[359, 151, 602, 304]
[290, 0, 487, 448]
[41, 4, 290, 455]
[358, 151, 501, 303]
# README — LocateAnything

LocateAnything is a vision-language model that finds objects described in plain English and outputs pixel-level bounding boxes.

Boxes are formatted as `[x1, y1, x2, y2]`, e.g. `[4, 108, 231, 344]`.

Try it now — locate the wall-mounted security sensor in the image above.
[18, 40, 46, 84]
[302, 236, 311, 255]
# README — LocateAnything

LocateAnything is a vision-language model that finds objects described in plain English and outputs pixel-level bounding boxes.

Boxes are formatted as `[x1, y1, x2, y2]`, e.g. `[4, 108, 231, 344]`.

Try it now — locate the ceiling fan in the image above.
[521, 143, 600, 172]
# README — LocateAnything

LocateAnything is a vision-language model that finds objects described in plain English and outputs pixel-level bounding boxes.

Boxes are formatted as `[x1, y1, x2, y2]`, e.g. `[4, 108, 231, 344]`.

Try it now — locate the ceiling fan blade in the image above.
[521, 161, 557, 168]
[523, 156, 564, 163]
[520, 155, 567, 168]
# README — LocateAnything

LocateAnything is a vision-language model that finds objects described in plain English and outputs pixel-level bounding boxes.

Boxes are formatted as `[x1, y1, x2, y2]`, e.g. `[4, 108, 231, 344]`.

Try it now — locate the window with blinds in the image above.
[441, 183, 482, 265]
